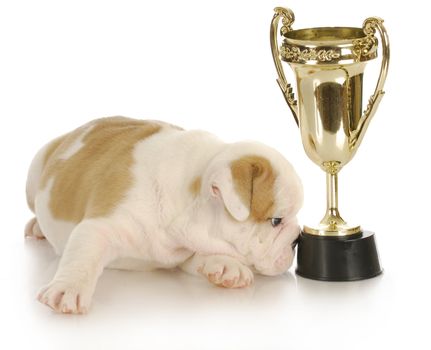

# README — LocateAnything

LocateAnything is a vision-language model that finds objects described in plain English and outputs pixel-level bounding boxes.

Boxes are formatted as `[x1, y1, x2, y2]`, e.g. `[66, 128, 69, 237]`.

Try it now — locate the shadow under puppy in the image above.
[25, 117, 303, 314]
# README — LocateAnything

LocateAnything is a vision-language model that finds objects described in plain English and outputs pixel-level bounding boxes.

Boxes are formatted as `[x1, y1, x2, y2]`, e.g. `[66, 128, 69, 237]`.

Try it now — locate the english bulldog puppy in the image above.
[25, 117, 303, 314]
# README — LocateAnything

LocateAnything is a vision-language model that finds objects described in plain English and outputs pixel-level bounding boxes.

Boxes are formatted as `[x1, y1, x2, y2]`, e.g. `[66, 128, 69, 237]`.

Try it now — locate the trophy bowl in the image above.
[270, 7, 389, 280]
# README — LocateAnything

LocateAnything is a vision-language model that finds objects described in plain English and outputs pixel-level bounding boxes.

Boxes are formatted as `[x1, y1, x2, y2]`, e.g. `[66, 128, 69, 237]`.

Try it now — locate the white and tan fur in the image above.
[25, 117, 303, 314]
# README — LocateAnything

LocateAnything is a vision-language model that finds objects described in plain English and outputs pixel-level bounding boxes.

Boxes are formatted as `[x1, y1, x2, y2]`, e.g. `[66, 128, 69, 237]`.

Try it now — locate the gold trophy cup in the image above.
[270, 7, 389, 280]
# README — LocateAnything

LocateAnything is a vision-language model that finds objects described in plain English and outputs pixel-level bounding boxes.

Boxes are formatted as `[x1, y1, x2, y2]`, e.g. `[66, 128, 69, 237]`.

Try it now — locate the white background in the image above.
[1, 0, 430, 349]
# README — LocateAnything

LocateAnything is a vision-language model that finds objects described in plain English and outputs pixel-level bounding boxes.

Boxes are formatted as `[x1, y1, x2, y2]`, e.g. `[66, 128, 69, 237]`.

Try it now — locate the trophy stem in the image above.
[304, 161, 361, 236]
[324, 171, 344, 224]
[319, 161, 346, 229]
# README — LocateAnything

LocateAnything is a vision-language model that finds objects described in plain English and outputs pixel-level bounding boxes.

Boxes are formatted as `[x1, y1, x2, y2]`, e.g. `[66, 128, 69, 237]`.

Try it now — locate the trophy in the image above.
[270, 7, 389, 281]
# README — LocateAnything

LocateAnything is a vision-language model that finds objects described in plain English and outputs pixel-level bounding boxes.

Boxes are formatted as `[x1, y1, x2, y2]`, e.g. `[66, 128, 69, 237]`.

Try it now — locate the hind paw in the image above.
[25, 217, 45, 240]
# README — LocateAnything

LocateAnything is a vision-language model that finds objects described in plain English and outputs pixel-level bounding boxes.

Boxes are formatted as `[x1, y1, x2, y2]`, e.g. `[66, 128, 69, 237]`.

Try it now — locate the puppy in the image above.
[25, 117, 303, 314]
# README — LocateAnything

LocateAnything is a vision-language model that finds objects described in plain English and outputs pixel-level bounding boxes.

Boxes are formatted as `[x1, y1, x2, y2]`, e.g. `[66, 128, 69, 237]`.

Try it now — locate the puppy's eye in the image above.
[270, 217, 283, 227]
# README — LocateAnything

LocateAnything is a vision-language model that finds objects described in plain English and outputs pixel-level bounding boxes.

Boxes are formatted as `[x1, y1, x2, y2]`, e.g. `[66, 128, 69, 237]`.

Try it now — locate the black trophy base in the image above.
[296, 230, 382, 281]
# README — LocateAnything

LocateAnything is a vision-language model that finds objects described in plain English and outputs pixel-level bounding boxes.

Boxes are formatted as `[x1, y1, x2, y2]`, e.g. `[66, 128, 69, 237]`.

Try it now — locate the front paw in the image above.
[198, 256, 254, 288]
[37, 280, 93, 314]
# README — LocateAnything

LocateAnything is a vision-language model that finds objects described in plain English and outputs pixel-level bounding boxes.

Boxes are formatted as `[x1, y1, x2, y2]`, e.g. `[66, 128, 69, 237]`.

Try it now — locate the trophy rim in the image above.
[283, 27, 366, 44]
[279, 26, 378, 64]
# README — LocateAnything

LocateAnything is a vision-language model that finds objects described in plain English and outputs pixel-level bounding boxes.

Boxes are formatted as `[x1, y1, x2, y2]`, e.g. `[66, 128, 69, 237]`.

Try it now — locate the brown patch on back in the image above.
[189, 177, 201, 197]
[41, 117, 163, 222]
[230, 155, 276, 222]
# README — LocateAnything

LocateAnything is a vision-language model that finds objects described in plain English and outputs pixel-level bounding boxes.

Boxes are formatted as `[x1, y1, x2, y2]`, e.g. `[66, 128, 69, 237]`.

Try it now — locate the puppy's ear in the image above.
[210, 167, 250, 222]
[230, 156, 276, 222]
[204, 155, 275, 222]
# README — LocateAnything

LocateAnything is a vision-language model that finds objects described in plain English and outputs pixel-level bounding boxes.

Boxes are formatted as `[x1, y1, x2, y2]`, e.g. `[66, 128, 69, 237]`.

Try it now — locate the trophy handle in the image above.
[270, 7, 299, 126]
[351, 17, 390, 148]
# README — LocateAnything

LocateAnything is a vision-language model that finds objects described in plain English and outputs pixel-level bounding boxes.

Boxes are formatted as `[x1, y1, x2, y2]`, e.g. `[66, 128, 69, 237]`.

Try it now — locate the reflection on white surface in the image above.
[295, 272, 384, 299]
[1, 231, 427, 350]
[24, 238, 300, 315]
[22, 237, 384, 318]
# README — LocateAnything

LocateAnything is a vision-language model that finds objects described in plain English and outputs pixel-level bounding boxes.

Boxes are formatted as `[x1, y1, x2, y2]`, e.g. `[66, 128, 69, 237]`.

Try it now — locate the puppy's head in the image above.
[201, 141, 303, 276]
